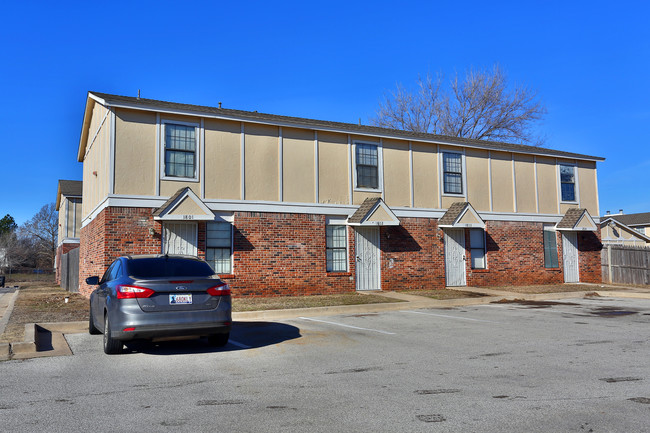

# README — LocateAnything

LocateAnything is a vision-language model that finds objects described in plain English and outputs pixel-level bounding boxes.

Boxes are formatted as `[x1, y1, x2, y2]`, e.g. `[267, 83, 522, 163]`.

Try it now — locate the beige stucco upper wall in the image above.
[83, 104, 601, 220]
[81, 102, 110, 219]
[114, 109, 157, 196]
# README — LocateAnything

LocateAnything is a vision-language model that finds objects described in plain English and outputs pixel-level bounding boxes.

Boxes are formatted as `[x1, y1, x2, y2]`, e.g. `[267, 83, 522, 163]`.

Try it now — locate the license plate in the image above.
[169, 294, 192, 304]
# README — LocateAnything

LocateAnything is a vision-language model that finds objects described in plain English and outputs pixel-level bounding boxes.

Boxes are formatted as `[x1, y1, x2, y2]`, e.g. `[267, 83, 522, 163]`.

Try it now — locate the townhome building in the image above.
[600, 211, 650, 246]
[55, 179, 82, 285]
[76, 92, 604, 297]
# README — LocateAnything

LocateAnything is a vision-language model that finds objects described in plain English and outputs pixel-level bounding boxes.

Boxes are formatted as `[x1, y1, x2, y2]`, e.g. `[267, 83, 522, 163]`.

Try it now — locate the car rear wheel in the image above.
[207, 332, 229, 347]
[103, 314, 123, 355]
[88, 304, 100, 335]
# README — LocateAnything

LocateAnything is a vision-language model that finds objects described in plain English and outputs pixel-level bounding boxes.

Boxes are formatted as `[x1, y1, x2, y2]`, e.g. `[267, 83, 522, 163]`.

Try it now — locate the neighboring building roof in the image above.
[56, 180, 82, 209]
[601, 212, 650, 227]
[79, 91, 606, 163]
[600, 218, 650, 243]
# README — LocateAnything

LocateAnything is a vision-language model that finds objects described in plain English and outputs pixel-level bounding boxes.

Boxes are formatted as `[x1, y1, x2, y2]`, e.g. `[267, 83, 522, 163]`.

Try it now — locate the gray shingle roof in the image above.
[348, 198, 381, 224]
[556, 208, 586, 229]
[602, 212, 650, 227]
[152, 187, 191, 216]
[58, 180, 82, 197]
[88, 91, 605, 162]
[439, 202, 469, 226]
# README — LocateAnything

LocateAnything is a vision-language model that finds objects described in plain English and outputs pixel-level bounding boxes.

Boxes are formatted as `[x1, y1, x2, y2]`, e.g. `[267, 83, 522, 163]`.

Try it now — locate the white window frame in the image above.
[206, 213, 234, 275]
[326, 216, 349, 272]
[160, 119, 200, 182]
[558, 163, 579, 204]
[440, 150, 466, 197]
[352, 140, 383, 193]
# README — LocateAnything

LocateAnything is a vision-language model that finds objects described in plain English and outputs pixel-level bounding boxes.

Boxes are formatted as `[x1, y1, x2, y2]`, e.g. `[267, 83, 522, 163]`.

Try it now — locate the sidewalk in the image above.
[1, 284, 649, 361]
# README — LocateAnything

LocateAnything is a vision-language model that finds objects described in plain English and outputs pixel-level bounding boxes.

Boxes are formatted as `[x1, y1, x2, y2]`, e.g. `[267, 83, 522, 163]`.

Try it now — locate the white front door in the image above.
[445, 229, 467, 287]
[562, 232, 579, 283]
[355, 227, 380, 291]
[163, 222, 198, 256]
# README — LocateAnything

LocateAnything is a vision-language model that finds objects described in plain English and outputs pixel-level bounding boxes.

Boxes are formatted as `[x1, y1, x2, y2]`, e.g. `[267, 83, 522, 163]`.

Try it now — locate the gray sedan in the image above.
[87, 254, 232, 354]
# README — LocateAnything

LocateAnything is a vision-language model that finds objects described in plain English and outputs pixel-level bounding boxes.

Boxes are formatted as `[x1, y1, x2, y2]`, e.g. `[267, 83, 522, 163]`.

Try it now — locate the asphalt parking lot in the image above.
[1, 296, 648, 432]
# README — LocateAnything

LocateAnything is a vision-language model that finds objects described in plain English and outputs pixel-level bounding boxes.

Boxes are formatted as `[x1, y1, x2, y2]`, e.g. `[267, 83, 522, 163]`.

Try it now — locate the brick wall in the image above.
[77, 207, 602, 298]
[380, 218, 446, 290]
[79, 207, 161, 297]
[221, 212, 355, 297]
[55, 242, 79, 285]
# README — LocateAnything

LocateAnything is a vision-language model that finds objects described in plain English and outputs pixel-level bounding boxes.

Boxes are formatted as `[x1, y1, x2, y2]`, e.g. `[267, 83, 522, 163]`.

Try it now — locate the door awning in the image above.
[347, 197, 400, 226]
[153, 187, 215, 221]
[555, 208, 597, 231]
[438, 202, 485, 229]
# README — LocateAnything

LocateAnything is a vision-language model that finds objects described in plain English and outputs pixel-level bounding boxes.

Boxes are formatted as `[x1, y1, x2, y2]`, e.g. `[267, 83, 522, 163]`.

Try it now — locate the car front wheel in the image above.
[103, 314, 123, 355]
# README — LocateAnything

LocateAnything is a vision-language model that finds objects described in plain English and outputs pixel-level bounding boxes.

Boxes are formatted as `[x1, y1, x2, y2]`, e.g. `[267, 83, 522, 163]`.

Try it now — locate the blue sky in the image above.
[1, 1, 649, 225]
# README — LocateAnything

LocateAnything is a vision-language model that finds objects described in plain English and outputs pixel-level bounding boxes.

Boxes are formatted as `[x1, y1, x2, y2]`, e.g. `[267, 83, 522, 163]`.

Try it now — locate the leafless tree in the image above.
[21, 203, 58, 269]
[0, 231, 32, 272]
[372, 65, 547, 146]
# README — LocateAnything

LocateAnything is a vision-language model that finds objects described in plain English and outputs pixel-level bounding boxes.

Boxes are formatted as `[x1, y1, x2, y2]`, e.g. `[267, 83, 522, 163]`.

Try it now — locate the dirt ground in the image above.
[0, 278, 89, 343]
[485, 283, 629, 294]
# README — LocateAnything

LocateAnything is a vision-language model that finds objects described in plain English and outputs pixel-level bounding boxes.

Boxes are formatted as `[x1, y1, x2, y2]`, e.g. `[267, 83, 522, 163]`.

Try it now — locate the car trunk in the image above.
[132, 278, 225, 312]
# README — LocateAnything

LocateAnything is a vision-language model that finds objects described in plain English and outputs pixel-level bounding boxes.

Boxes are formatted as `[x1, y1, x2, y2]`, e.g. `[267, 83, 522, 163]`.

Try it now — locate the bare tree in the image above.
[21, 203, 58, 269]
[0, 231, 32, 272]
[372, 65, 547, 146]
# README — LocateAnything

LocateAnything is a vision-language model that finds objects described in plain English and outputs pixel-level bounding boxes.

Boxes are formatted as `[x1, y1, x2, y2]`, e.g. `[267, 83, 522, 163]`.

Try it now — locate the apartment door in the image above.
[355, 227, 380, 291]
[163, 222, 198, 256]
[562, 232, 579, 283]
[444, 229, 467, 287]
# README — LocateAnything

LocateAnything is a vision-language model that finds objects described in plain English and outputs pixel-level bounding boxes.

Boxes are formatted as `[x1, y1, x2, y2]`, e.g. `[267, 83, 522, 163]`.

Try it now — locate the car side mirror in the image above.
[86, 276, 100, 285]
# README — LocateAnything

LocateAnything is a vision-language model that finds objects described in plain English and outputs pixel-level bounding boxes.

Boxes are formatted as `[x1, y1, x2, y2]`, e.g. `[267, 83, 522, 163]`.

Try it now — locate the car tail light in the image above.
[116, 284, 155, 299]
[207, 282, 231, 296]
[123, 327, 136, 332]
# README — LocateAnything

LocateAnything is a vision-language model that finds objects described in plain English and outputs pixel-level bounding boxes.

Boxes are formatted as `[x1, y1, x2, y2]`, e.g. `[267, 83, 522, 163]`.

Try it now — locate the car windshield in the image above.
[127, 257, 215, 279]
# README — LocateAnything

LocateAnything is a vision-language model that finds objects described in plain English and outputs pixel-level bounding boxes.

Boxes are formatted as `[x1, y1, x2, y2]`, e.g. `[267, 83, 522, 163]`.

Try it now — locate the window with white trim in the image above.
[470, 229, 486, 269]
[206, 221, 232, 274]
[326, 225, 347, 272]
[559, 164, 576, 202]
[164, 123, 198, 179]
[355, 143, 379, 189]
[443, 152, 463, 194]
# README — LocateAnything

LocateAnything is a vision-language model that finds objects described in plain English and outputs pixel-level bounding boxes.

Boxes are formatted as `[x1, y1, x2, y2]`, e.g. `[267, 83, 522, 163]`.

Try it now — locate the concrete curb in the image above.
[2, 288, 648, 361]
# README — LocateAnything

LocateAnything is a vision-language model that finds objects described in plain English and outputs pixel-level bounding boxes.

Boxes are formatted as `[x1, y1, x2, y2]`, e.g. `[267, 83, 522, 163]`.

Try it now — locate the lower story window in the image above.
[470, 228, 486, 269]
[543, 225, 559, 268]
[206, 221, 232, 274]
[326, 225, 347, 272]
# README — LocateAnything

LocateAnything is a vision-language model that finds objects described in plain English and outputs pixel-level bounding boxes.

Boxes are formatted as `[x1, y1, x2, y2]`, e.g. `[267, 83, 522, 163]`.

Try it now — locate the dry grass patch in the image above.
[0, 278, 89, 344]
[233, 292, 403, 312]
[396, 289, 488, 300]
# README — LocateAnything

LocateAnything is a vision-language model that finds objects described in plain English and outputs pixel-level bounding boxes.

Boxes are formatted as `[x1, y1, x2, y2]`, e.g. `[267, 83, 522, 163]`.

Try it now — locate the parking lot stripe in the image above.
[298, 317, 396, 335]
[228, 340, 251, 349]
[401, 310, 501, 323]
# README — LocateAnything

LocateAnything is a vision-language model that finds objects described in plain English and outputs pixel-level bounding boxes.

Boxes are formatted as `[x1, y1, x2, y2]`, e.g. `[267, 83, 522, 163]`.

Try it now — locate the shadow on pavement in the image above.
[123, 321, 301, 356]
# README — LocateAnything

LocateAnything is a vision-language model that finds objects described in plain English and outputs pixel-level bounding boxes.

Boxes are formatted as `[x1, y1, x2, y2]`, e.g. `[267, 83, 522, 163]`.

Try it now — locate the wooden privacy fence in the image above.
[601, 244, 650, 286]
[60, 247, 80, 292]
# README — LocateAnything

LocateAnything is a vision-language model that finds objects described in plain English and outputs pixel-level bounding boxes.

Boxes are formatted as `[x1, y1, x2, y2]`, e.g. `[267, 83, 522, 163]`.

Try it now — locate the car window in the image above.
[100, 262, 116, 284]
[110, 262, 123, 281]
[127, 257, 215, 279]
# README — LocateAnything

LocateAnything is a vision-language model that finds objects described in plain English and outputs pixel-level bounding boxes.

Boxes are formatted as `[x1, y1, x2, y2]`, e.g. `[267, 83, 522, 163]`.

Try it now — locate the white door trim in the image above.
[355, 227, 380, 291]
[562, 232, 579, 283]
[444, 229, 467, 287]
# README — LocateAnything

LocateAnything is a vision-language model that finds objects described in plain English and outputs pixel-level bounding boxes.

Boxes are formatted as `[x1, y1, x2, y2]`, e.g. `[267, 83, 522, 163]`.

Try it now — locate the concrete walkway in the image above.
[1, 283, 649, 361]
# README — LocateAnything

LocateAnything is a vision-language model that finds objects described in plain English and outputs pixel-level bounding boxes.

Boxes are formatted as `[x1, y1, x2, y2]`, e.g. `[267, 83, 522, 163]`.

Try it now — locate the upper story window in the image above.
[355, 143, 379, 190]
[559, 164, 576, 202]
[164, 123, 198, 179]
[443, 152, 463, 194]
